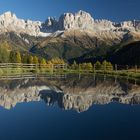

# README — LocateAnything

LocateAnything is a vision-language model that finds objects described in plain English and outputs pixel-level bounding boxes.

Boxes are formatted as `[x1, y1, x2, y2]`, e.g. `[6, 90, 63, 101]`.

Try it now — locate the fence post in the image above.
[78, 64, 80, 73]
[104, 62, 106, 74]
[6, 63, 8, 76]
[65, 64, 67, 72]
[126, 65, 129, 73]
[94, 64, 96, 74]
[35, 64, 38, 73]
[115, 64, 117, 73]
[51, 64, 54, 74]
[135, 65, 137, 73]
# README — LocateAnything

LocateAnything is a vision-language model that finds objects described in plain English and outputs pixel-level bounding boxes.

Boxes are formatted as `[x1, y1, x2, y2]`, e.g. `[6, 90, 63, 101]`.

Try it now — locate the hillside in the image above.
[109, 41, 140, 65]
[0, 11, 140, 65]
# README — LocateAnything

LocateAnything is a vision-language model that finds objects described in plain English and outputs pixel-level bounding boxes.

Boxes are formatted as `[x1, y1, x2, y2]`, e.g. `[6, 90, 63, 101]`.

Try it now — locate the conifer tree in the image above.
[28, 55, 33, 64]
[9, 51, 16, 63]
[33, 56, 39, 64]
[71, 61, 78, 70]
[22, 54, 28, 63]
[40, 58, 46, 65]
[15, 51, 21, 63]
[86, 62, 93, 71]
[95, 61, 102, 70]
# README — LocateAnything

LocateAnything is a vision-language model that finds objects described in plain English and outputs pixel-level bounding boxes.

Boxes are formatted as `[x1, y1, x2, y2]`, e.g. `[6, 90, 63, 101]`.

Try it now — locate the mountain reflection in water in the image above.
[0, 74, 140, 112]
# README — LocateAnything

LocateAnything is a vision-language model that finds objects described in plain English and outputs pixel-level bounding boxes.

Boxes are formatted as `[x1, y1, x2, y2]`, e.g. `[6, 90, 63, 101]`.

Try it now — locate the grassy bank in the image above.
[0, 67, 140, 80]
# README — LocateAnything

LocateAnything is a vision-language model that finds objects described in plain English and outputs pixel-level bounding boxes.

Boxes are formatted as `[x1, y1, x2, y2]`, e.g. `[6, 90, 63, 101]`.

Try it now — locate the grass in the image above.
[0, 67, 140, 80]
[64, 69, 140, 80]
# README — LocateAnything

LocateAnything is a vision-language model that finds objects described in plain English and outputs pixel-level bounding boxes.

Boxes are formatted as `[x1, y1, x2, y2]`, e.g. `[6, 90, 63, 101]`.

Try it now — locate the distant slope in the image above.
[0, 31, 140, 66]
[30, 30, 122, 60]
[0, 32, 44, 52]
[109, 41, 140, 65]
[72, 40, 140, 65]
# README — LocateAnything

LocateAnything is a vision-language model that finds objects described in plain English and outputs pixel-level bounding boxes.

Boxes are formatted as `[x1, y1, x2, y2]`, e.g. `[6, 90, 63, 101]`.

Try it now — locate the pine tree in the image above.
[0, 47, 9, 63]
[49, 58, 65, 64]
[15, 51, 21, 63]
[9, 51, 16, 63]
[102, 60, 107, 71]
[39, 58, 46, 70]
[22, 54, 28, 63]
[106, 62, 113, 70]
[28, 55, 33, 64]
[71, 61, 78, 70]
[33, 56, 39, 64]
[102, 60, 113, 71]
[86, 63, 93, 71]
[40, 58, 46, 65]
[95, 61, 101, 70]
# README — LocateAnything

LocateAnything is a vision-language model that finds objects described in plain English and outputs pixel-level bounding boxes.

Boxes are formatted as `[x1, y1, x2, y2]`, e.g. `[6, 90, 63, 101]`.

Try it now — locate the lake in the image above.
[0, 74, 140, 140]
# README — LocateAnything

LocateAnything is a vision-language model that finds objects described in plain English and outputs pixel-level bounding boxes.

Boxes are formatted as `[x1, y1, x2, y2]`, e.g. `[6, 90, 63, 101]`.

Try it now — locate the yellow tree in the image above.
[102, 60, 113, 71]
[33, 56, 39, 64]
[80, 63, 86, 70]
[86, 63, 93, 71]
[71, 61, 78, 70]
[95, 61, 102, 70]
[40, 58, 46, 65]
[15, 51, 21, 63]
[106, 61, 113, 71]
[102, 60, 107, 71]
[39, 58, 47, 70]
[28, 55, 33, 64]
[49, 58, 65, 64]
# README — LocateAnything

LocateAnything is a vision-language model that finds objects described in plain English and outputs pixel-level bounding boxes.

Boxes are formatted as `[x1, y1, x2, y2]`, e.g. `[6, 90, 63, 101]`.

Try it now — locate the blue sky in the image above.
[0, 0, 140, 22]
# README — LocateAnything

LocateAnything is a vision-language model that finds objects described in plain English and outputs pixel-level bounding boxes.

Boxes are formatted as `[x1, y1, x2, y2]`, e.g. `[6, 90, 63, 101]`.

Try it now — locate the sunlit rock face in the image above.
[0, 79, 52, 109]
[0, 86, 49, 109]
[60, 84, 140, 112]
[0, 10, 140, 40]
[58, 10, 95, 30]
[40, 77, 140, 113]
[41, 17, 59, 33]
[0, 77, 140, 112]
[0, 11, 47, 37]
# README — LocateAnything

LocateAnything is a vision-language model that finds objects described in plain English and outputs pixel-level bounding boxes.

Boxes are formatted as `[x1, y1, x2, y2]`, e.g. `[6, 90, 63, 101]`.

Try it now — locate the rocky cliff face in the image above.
[40, 76, 140, 113]
[0, 77, 140, 112]
[41, 83, 140, 113]
[0, 11, 49, 37]
[0, 10, 140, 38]
[58, 10, 94, 30]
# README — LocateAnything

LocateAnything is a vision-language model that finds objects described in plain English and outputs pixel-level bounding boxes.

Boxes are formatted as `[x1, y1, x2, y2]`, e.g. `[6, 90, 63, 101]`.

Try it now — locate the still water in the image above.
[0, 74, 140, 140]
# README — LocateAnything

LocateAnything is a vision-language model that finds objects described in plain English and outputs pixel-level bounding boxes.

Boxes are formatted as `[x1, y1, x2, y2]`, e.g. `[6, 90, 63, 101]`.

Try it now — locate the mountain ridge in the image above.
[0, 10, 140, 37]
[0, 10, 140, 64]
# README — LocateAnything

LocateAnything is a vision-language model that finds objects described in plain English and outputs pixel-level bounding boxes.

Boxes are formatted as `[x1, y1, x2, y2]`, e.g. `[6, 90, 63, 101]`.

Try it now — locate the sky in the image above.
[0, 0, 140, 22]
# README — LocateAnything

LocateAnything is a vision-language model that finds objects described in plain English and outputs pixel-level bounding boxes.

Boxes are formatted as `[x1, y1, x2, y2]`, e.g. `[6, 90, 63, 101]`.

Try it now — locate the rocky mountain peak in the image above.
[2, 11, 16, 18]
[0, 10, 139, 38]
[76, 10, 92, 18]
[58, 10, 94, 30]
[0, 11, 17, 25]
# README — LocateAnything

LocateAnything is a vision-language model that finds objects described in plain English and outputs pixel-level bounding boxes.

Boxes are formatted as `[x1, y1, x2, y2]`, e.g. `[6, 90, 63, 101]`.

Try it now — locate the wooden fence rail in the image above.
[0, 63, 67, 76]
[0, 63, 67, 69]
[0, 63, 140, 74]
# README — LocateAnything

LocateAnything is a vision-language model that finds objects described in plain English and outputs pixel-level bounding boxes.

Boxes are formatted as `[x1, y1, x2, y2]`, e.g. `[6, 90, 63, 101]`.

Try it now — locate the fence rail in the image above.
[0, 63, 68, 76]
[0, 63, 67, 70]
[0, 63, 140, 76]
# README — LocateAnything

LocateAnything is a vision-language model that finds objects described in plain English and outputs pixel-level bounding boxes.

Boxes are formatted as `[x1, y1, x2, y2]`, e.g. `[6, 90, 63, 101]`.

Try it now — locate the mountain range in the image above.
[0, 10, 140, 65]
[0, 76, 139, 112]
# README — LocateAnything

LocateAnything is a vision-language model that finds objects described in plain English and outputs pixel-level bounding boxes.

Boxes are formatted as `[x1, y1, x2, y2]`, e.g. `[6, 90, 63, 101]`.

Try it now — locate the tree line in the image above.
[0, 46, 113, 71]
[71, 60, 113, 71]
[0, 47, 65, 65]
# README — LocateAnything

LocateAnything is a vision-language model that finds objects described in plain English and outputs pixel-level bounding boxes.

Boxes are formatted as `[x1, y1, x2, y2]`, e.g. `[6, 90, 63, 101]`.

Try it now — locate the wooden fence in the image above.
[0, 63, 68, 76]
[0, 63, 139, 74]
[0, 63, 67, 70]
[69, 64, 140, 75]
